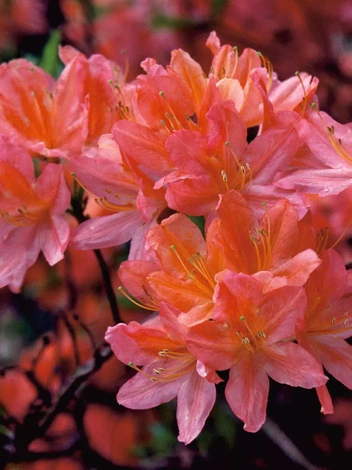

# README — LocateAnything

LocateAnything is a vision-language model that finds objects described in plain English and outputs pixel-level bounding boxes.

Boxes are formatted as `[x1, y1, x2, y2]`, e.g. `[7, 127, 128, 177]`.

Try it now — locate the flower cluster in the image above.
[0, 31, 351, 445]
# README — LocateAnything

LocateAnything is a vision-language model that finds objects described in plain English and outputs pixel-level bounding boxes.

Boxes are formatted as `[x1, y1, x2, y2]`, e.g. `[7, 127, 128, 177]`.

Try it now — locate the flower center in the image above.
[236, 315, 266, 352]
[129, 348, 196, 383]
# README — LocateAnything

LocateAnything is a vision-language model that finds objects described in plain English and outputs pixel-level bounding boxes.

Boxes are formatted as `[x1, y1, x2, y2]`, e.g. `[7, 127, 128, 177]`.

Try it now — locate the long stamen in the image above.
[250, 235, 262, 271]
[240, 315, 258, 345]
[170, 245, 214, 295]
[189, 253, 215, 289]
[221, 169, 229, 191]
[159, 91, 184, 131]
[224, 142, 252, 190]
[129, 352, 195, 383]
[295, 71, 307, 117]
[307, 310, 351, 337]
[117, 286, 157, 311]
[258, 52, 273, 91]
[95, 196, 134, 212]
[237, 316, 267, 353]
[330, 219, 352, 251]
[316, 227, 329, 256]
[71, 173, 134, 212]
[0, 205, 45, 226]
[311, 103, 352, 164]
[230, 46, 239, 79]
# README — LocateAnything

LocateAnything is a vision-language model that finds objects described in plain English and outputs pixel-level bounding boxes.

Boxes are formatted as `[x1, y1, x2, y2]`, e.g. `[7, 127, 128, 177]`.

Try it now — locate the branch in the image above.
[70, 189, 122, 325]
[94, 249, 121, 325]
[15, 343, 113, 451]
[262, 417, 322, 470]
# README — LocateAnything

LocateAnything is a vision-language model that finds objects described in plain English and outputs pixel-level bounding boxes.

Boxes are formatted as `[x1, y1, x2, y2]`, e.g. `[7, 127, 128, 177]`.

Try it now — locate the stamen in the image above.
[170, 245, 213, 294]
[0, 205, 46, 226]
[250, 225, 272, 271]
[330, 219, 352, 251]
[295, 71, 307, 117]
[221, 169, 229, 191]
[188, 253, 215, 289]
[129, 352, 196, 383]
[250, 234, 263, 271]
[71, 173, 134, 213]
[117, 286, 157, 311]
[94, 196, 134, 212]
[307, 306, 351, 336]
[159, 91, 184, 131]
[224, 142, 252, 190]
[311, 104, 352, 164]
[258, 52, 273, 91]
[240, 315, 260, 345]
[316, 227, 329, 256]
[230, 46, 239, 79]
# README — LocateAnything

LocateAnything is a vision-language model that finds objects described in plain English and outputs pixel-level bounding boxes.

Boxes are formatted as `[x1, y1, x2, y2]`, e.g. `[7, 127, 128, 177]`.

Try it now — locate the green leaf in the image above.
[151, 15, 197, 30]
[39, 30, 63, 78]
[211, 0, 229, 16]
[186, 215, 205, 237]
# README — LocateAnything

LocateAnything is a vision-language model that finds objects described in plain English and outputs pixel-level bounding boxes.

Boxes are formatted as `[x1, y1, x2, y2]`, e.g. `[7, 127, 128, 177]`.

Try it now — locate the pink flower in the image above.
[186, 272, 327, 431]
[296, 249, 352, 413]
[0, 57, 88, 159]
[69, 135, 166, 259]
[210, 190, 321, 291]
[105, 303, 220, 444]
[155, 101, 306, 218]
[0, 137, 70, 292]
[277, 109, 352, 196]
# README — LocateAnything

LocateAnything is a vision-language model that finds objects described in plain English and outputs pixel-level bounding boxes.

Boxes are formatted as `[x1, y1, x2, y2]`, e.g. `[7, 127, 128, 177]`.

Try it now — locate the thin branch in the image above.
[94, 249, 121, 325]
[61, 314, 81, 368]
[262, 417, 322, 470]
[8, 437, 80, 463]
[70, 190, 121, 325]
[15, 343, 113, 451]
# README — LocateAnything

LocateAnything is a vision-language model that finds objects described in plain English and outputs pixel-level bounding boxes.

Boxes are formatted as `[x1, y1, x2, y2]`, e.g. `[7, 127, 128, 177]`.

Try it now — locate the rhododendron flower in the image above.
[296, 249, 352, 413]
[186, 272, 327, 432]
[0, 57, 88, 159]
[105, 303, 221, 444]
[210, 190, 321, 291]
[155, 100, 306, 218]
[277, 108, 352, 196]
[305, 187, 352, 266]
[0, 137, 70, 292]
[206, 32, 318, 128]
[118, 211, 229, 326]
[59, 46, 134, 145]
[69, 135, 167, 258]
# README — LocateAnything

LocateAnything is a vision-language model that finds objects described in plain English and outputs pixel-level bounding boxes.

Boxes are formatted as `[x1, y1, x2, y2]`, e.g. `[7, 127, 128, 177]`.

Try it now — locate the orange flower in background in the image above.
[0, 0, 46, 51]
